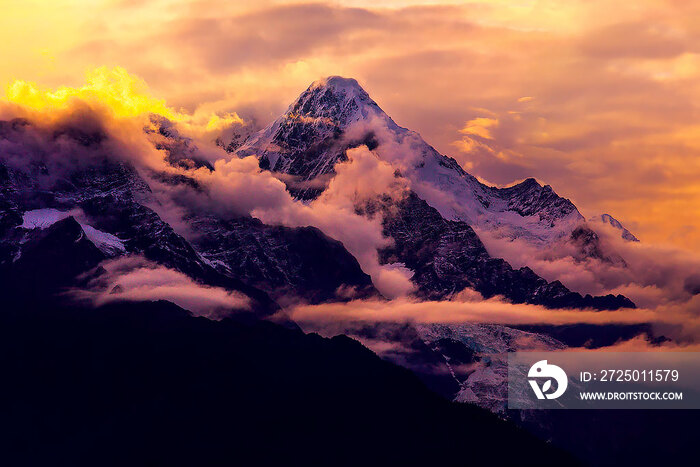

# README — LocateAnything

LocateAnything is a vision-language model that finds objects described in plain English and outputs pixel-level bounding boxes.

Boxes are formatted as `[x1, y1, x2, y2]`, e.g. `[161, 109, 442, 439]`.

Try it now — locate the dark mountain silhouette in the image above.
[0, 298, 576, 467]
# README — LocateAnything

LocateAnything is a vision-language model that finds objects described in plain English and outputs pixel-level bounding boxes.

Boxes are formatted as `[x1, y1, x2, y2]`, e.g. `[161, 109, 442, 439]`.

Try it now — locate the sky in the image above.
[1, 0, 699, 250]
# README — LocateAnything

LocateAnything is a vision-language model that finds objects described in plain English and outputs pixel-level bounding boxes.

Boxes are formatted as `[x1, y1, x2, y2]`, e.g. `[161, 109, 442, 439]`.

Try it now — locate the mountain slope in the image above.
[237, 76, 583, 245]
[234, 77, 634, 308]
[592, 213, 640, 242]
[187, 213, 378, 304]
[0, 298, 577, 466]
[363, 192, 634, 309]
[0, 117, 379, 307]
[0, 156, 277, 314]
[0, 216, 107, 297]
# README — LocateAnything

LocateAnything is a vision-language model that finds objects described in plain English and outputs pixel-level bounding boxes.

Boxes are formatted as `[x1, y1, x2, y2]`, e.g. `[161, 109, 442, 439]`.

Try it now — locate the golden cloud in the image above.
[1, 0, 699, 251]
[459, 117, 499, 140]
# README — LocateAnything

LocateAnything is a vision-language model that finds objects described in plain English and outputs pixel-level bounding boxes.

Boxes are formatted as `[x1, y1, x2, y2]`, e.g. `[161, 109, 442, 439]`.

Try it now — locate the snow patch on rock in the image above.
[21, 208, 126, 255]
[20, 208, 74, 230]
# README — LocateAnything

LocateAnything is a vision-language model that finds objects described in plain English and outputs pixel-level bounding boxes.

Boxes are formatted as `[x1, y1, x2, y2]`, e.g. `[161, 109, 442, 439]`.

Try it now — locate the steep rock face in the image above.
[237, 77, 584, 245]
[0, 217, 107, 298]
[416, 323, 565, 412]
[0, 121, 152, 269]
[0, 120, 277, 313]
[77, 194, 278, 311]
[592, 213, 640, 242]
[489, 177, 579, 227]
[233, 77, 635, 301]
[187, 214, 378, 304]
[238, 77, 380, 181]
[0, 117, 380, 308]
[363, 192, 634, 310]
[569, 224, 626, 265]
[0, 164, 25, 265]
[145, 115, 214, 170]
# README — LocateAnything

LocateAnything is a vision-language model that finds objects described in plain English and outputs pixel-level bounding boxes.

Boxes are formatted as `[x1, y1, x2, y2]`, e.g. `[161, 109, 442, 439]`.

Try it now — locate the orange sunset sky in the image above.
[1, 0, 699, 251]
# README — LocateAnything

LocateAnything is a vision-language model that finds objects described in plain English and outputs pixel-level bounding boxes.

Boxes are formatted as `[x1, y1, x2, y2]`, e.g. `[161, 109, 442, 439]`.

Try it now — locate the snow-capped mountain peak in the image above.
[286, 76, 376, 125]
[316, 75, 364, 91]
[237, 76, 389, 177]
[236, 76, 585, 245]
[592, 213, 639, 242]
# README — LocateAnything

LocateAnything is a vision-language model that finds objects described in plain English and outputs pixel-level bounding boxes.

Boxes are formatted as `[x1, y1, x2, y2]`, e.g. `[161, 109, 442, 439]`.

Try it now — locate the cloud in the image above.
[0, 99, 167, 192]
[6, 66, 177, 120]
[220, 145, 415, 298]
[4, 1, 700, 306]
[576, 21, 692, 60]
[157, 4, 383, 73]
[288, 290, 700, 343]
[0, 68, 420, 300]
[3, 66, 247, 144]
[474, 221, 700, 310]
[459, 117, 499, 140]
[289, 296, 650, 327]
[3, 1, 700, 251]
[143, 140, 415, 298]
[73, 256, 251, 318]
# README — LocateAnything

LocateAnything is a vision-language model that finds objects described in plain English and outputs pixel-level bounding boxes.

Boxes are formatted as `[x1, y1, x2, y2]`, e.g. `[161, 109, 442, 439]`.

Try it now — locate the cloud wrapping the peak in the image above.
[3, 61, 697, 313]
[0, 70, 416, 300]
[194, 145, 415, 299]
[3, 1, 700, 249]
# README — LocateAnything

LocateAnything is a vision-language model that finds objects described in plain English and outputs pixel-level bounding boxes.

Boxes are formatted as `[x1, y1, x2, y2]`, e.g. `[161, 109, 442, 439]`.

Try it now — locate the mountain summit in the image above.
[304, 76, 378, 113]
[238, 76, 584, 245]
[237, 75, 393, 191]
[233, 77, 634, 310]
[284, 75, 385, 128]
